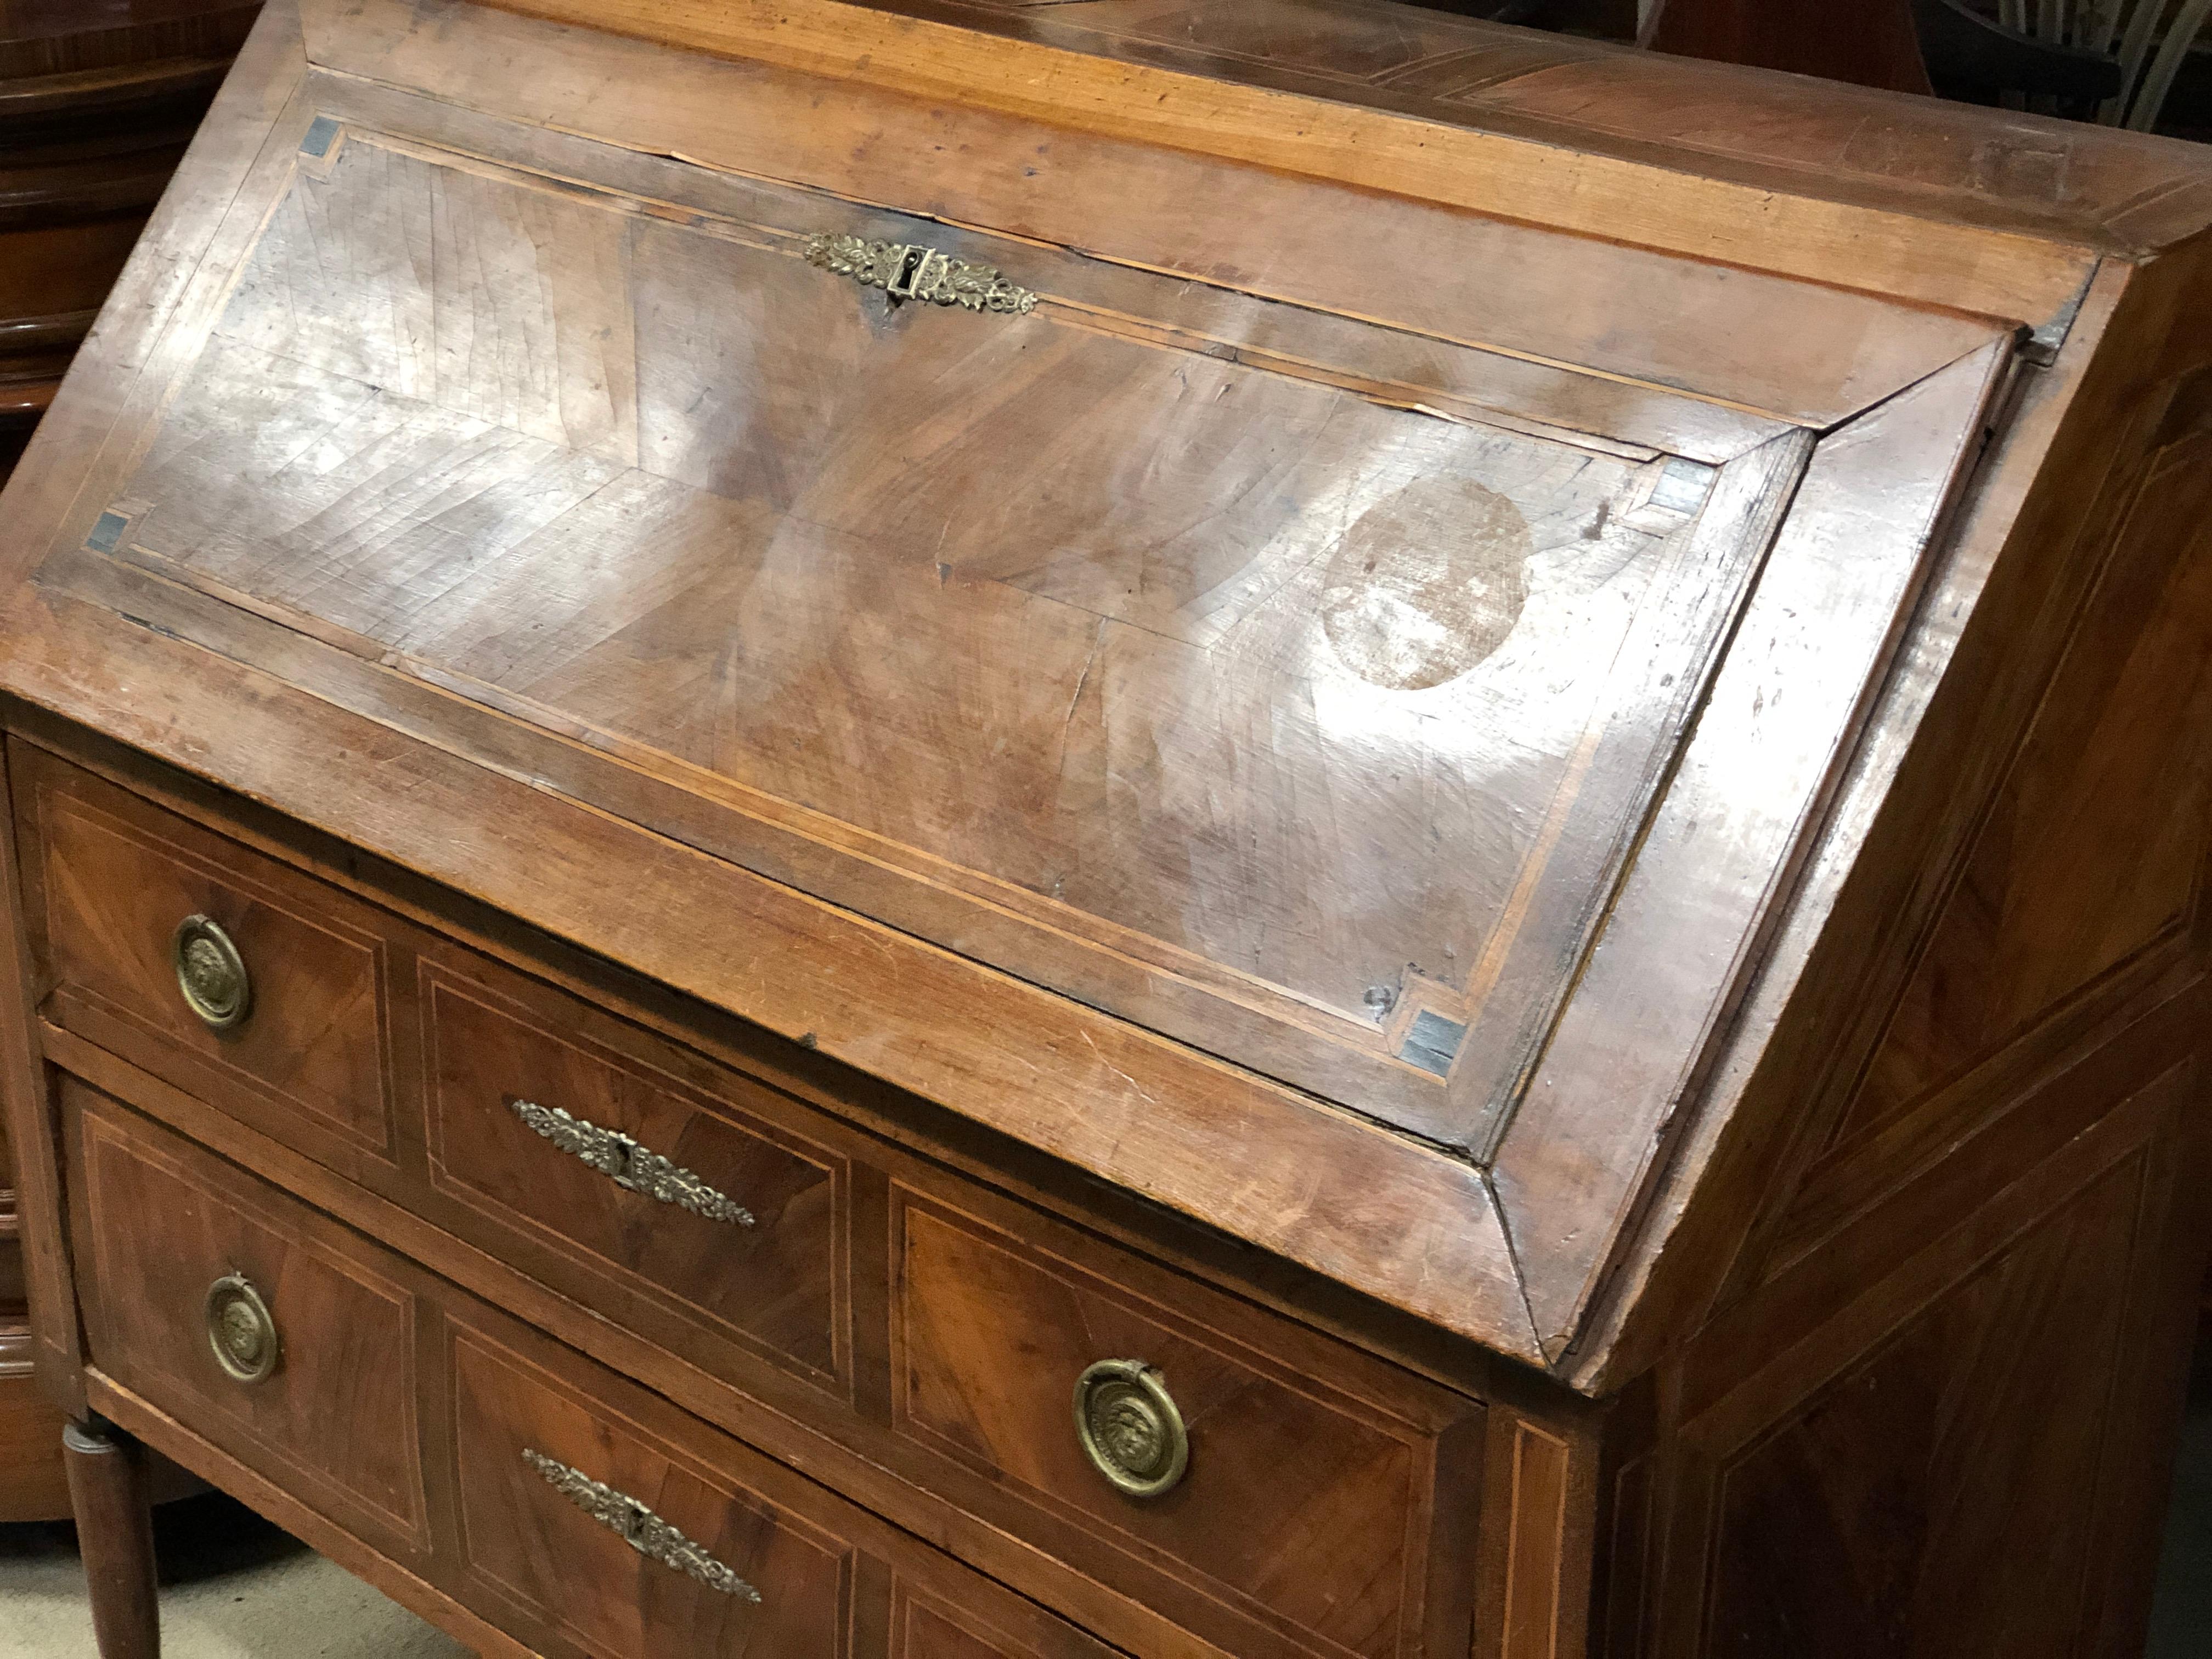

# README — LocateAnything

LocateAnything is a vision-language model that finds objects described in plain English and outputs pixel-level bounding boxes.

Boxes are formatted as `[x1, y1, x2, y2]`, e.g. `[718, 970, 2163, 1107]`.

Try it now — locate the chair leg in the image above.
[62, 1419, 161, 1659]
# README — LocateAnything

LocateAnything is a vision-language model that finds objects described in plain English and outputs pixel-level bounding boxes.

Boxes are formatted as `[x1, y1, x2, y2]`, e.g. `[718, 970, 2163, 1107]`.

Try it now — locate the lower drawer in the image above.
[66, 1084, 1122, 1659]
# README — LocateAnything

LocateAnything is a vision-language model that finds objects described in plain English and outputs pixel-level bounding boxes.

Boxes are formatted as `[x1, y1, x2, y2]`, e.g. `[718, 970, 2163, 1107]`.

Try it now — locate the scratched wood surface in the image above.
[11, 4, 2212, 1658]
[79, 105, 1804, 1148]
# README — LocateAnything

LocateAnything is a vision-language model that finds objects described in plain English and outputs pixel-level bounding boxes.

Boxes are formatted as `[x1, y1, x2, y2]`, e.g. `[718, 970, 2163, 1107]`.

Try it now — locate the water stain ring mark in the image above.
[1320, 478, 1532, 691]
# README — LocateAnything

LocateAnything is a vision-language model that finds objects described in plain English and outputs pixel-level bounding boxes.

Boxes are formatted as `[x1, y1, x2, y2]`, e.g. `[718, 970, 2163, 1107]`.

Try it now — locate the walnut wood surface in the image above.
[465, 0, 2212, 328]
[0, 1372, 69, 1519]
[84, 86, 1802, 1148]
[452, 1317, 854, 1659]
[893, 1187, 1483, 1659]
[5, 2, 2212, 1656]
[425, 954, 845, 1387]
[15, 738, 1489, 1659]
[68, 1080, 430, 1555]
[64, 1089, 1145, 1659]
[18, 748, 395, 1166]
[306, 0, 1994, 434]
[0, 0, 2057, 1367]
[61, 1418, 160, 1659]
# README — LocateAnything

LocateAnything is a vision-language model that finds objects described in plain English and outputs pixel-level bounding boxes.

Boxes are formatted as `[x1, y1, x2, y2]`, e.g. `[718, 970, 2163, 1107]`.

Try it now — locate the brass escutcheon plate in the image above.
[204, 1272, 280, 1385]
[172, 913, 251, 1032]
[1073, 1358, 1188, 1499]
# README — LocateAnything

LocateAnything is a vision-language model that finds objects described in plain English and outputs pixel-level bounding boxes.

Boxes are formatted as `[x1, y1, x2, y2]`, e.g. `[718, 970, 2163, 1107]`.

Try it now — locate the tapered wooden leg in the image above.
[63, 1419, 161, 1659]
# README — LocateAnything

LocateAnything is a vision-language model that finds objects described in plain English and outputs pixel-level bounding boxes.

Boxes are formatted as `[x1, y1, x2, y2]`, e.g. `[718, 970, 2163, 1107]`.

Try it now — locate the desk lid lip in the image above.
[459, 0, 2212, 324]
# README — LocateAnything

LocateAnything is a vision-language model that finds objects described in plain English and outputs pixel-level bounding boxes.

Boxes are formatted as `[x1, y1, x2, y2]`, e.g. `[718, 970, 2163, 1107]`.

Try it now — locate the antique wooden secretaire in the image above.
[5, 1, 2212, 1654]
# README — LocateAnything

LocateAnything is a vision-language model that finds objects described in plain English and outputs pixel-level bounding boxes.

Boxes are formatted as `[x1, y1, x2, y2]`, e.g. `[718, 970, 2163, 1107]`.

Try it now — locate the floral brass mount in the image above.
[521, 1449, 763, 1602]
[804, 232, 1038, 314]
[509, 1098, 754, 1227]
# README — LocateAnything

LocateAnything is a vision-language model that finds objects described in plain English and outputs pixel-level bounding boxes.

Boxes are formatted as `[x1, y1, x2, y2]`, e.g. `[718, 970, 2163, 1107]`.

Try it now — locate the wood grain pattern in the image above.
[10, 735, 1499, 1659]
[0, 1364, 69, 1520]
[17, 746, 396, 1164]
[1493, 341, 2010, 1357]
[1499, 1424, 1570, 1659]
[304, 0, 2004, 434]
[66, 1087, 1153, 1659]
[1830, 415, 2212, 1156]
[0, 739, 79, 1419]
[422, 950, 848, 1389]
[93, 103, 1803, 1146]
[1705, 1154, 2145, 1658]
[0, 0, 263, 1516]
[1608, 1034, 2212, 1659]
[67, 1079, 429, 1554]
[890, 1578, 1118, 1659]
[41, 988, 1486, 1659]
[8, 4, 2212, 1658]
[450, 1318, 855, 1659]
[894, 1187, 1481, 1659]
[461, 0, 2143, 329]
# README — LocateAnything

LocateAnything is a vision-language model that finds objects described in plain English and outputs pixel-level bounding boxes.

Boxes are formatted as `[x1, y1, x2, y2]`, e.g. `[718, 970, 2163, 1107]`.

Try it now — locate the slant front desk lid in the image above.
[5, 0, 2210, 1379]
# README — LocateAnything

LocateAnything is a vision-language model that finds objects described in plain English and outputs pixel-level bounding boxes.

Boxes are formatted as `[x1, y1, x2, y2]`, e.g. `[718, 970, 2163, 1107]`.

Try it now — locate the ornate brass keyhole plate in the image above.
[172, 913, 252, 1032]
[1073, 1358, 1188, 1499]
[204, 1272, 280, 1385]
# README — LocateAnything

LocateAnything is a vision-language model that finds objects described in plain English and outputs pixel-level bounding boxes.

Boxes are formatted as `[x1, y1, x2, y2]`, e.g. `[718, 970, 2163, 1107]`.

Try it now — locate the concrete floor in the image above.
[0, 1493, 466, 1658]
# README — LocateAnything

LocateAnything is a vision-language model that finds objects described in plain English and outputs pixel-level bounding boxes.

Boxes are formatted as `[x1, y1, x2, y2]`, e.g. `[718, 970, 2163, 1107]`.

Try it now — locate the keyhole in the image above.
[884, 245, 930, 309]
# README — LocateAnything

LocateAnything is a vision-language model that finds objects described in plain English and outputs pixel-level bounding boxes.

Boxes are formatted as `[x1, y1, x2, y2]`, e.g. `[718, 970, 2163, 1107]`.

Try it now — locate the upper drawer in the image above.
[891, 1186, 1485, 1659]
[417, 942, 849, 1393]
[12, 744, 397, 1173]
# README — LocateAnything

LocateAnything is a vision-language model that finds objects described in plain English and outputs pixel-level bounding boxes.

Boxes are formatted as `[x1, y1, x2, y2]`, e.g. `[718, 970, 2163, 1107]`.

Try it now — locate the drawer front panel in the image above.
[18, 749, 393, 1166]
[66, 1082, 1124, 1659]
[421, 952, 845, 1387]
[450, 1314, 854, 1659]
[70, 1082, 426, 1550]
[893, 1189, 1480, 1659]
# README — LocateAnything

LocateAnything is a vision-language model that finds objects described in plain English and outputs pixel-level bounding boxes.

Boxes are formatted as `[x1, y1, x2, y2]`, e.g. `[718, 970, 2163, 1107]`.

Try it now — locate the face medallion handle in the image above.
[204, 1273, 280, 1385]
[172, 914, 251, 1033]
[1073, 1359, 1189, 1499]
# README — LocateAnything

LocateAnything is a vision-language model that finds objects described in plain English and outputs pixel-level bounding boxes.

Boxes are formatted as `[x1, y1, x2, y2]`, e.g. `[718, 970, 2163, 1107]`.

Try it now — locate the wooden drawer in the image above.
[15, 746, 397, 1175]
[446, 1297, 1136, 1659]
[450, 1310, 853, 1658]
[66, 1079, 428, 1558]
[891, 1185, 1485, 1659]
[66, 1088, 1121, 1659]
[416, 943, 850, 1393]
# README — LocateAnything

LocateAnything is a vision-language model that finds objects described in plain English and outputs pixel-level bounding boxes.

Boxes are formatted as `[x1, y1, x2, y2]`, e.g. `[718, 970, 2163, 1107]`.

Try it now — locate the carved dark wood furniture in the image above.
[5, 2, 2212, 1654]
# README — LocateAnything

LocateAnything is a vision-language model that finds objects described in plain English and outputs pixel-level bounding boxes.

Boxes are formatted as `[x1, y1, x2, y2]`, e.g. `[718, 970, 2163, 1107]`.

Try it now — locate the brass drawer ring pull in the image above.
[522, 1449, 762, 1602]
[204, 1272, 280, 1385]
[509, 1099, 754, 1227]
[1074, 1358, 1189, 1499]
[172, 914, 251, 1032]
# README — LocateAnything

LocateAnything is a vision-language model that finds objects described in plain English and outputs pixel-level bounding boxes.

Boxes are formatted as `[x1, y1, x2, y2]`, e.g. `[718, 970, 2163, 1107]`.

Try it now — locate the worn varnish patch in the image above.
[1321, 478, 1532, 691]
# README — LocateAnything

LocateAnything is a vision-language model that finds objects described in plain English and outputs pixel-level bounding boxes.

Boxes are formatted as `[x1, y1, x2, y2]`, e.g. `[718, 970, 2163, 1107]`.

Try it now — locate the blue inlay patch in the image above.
[300, 116, 341, 158]
[1402, 1008, 1468, 1079]
[86, 511, 129, 554]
